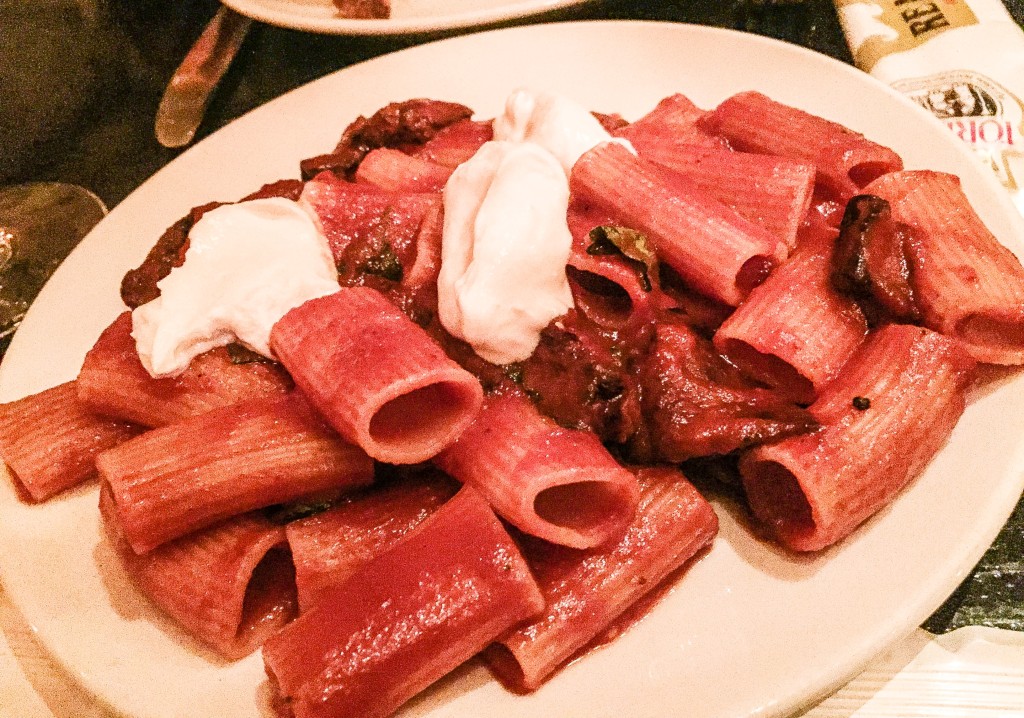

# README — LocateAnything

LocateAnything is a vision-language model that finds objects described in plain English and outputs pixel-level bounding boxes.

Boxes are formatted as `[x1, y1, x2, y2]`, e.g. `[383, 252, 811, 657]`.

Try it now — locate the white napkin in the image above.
[3, 617, 1024, 717]
[804, 626, 1024, 717]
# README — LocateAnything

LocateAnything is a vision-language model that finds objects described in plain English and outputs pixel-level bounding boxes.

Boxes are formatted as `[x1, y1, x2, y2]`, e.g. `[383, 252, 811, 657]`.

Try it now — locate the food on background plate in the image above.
[1, 86, 1022, 718]
[333, 0, 390, 20]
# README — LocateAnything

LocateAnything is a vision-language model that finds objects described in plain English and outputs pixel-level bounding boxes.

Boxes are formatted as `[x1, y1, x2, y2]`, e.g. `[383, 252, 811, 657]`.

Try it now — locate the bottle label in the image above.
[893, 70, 1024, 192]
[836, 0, 980, 70]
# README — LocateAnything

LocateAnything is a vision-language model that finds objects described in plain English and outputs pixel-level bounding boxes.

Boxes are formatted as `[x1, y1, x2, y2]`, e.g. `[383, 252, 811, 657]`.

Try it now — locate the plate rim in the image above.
[2, 18, 1024, 718]
[221, 0, 590, 35]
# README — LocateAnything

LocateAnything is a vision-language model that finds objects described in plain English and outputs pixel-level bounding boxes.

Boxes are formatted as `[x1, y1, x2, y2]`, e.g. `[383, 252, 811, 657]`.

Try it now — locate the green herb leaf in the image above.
[226, 343, 268, 365]
[586, 225, 656, 292]
[592, 373, 625, 402]
[502, 362, 525, 384]
[362, 242, 403, 282]
[264, 500, 334, 525]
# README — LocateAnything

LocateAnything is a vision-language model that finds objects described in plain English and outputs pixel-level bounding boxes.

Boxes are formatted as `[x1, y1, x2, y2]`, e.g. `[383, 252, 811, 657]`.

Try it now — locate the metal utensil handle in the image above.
[155, 6, 253, 149]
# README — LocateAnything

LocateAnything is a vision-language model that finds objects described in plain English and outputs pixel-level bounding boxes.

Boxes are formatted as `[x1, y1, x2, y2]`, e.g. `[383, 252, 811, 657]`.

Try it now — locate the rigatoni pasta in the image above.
[99, 485, 295, 660]
[262, 486, 544, 718]
[285, 470, 458, 612]
[713, 232, 869, 404]
[77, 311, 292, 428]
[865, 170, 1024, 364]
[571, 142, 787, 305]
[0, 381, 142, 501]
[1, 86, 1022, 718]
[434, 390, 640, 549]
[270, 287, 484, 464]
[488, 466, 718, 690]
[98, 393, 374, 553]
[627, 141, 815, 250]
[702, 90, 904, 200]
[740, 324, 975, 552]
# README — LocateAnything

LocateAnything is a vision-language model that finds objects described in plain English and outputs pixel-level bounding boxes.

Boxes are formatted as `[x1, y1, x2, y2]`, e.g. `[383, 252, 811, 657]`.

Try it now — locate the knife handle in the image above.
[155, 6, 253, 148]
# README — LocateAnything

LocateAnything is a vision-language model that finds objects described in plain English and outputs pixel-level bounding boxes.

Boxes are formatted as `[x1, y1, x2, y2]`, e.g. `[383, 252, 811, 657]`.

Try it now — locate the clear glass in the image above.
[0, 182, 107, 350]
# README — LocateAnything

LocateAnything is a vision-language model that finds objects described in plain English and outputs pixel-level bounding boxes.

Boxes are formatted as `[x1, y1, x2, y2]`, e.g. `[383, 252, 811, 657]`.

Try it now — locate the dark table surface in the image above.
[2, 0, 1024, 633]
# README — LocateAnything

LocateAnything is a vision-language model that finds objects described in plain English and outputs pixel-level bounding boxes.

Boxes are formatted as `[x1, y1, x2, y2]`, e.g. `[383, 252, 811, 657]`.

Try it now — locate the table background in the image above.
[1, 0, 1022, 645]
[3, 0, 1020, 206]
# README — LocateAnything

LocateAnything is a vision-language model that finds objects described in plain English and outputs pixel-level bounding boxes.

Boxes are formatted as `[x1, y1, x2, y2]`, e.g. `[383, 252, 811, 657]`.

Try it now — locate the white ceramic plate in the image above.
[221, 0, 588, 35]
[2, 20, 1024, 718]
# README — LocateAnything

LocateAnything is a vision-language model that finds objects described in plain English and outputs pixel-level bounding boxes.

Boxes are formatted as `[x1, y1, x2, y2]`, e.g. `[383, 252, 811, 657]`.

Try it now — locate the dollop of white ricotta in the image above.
[493, 88, 635, 174]
[132, 197, 340, 378]
[437, 89, 635, 364]
[438, 141, 574, 365]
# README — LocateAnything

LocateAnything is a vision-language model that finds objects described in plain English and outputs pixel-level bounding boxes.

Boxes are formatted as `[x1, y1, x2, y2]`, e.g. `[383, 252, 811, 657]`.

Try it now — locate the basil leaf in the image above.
[226, 343, 267, 365]
[586, 225, 656, 292]
[362, 242, 403, 282]
[502, 362, 525, 384]
[264, 500, 334, 525]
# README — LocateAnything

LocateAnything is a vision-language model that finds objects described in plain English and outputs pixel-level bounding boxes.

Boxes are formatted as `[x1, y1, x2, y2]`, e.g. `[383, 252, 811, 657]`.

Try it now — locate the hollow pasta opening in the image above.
[484, 644, 533, 693]
[235, 547, 297, 656]
[717, 337, 816, 405]
[736, 255, 775, 295]
[369, 381, 476, 448]
[533, 480, 629, 534]
[743, 459, 815, 540]
[848, 161, 896, 190]
[956, 313, 1024, 361]
[567, 266, 634, 328]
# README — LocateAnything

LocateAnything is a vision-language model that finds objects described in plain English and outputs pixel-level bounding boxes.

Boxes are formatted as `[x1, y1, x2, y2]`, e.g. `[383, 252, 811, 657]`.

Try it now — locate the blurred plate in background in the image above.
[221, 0, 589, 35]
